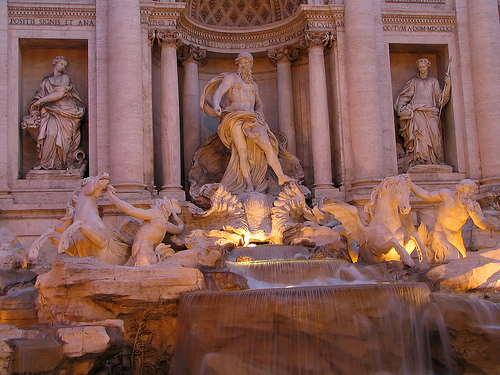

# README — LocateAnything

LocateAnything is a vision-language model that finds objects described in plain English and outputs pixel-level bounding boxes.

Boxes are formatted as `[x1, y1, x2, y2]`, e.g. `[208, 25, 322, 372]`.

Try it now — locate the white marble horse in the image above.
[322, 175, 428, 267]
[28, 172, 131, 265]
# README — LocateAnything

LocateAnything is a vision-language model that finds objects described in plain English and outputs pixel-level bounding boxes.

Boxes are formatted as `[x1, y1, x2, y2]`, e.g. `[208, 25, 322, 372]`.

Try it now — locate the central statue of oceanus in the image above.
[199, 52, 293, 194]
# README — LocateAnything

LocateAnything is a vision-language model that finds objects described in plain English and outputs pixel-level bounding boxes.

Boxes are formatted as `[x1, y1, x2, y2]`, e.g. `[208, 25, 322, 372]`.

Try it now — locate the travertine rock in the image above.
[428, 293, 500, 374]
[36, 256, 206, 323]
[57, 324, 123, 358]
[426, 248, 500, 292]
[0, 228, 27, 271]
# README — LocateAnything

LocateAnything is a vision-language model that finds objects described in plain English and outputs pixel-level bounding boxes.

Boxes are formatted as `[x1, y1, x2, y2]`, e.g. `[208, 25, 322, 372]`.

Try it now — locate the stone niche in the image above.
[19, 38, 88, 178]
[389, 43, 455, 173]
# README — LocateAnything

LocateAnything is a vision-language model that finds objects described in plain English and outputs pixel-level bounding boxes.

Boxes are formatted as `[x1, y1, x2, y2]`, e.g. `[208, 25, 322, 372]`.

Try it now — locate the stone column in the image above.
[302, 31, 335, 198]
[467, 0, 500, 184]
[178, 45, 206, 183]
[108, 0, 146, 192]
[268, 46, 300, 156]
[157, 30, 185, 200]
[344, 0, 385, 184]
[141, 29, 155, 191]
[0, 0, 9, 198]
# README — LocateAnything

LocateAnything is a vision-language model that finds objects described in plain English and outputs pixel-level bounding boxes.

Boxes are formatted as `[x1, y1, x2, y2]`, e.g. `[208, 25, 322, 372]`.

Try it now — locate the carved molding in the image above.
[178, 44, 207, 63]
[8, 3, 95, 26]
[140, 2, 185, 27]
[156, 29, 181, 47]
[300, 30, 335, 49]
[382, 12, 455, 32]
[176, 5, 342, 53]
[185, 0, 306, 27]
[267, 46, 301, 64]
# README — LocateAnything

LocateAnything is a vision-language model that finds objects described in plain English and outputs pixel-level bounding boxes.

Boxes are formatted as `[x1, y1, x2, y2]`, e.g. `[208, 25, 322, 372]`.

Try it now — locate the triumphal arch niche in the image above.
[2, 0, 500, 243]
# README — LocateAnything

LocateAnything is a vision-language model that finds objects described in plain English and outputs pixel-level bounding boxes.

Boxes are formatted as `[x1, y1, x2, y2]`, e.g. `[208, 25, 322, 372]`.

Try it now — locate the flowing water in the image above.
[174, 245, 500, 375]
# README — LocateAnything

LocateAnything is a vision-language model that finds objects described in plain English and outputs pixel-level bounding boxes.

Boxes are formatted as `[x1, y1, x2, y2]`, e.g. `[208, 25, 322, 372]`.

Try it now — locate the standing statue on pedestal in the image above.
[410, 179, 488, 263]
[395, 58, 451, 171]
[200, 52, 292, 194]
[22, 56, 86, 170]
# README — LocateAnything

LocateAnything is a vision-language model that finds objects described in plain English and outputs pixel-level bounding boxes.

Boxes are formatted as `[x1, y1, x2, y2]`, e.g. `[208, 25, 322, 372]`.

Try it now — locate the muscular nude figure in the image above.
[106, 185, 184, 267]
[410, 179, 488, 263]
[201, 52, 292, 193]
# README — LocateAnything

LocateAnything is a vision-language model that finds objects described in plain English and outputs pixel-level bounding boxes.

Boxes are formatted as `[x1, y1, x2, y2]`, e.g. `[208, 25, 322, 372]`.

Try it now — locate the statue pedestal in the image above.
[25, 166, 86, 181]
[407, 164, 466, 191]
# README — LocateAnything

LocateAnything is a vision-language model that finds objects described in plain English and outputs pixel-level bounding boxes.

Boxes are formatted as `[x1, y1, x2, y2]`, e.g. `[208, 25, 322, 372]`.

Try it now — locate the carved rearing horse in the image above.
[28, 172, 131, 265]
[322, 175, 427, 267]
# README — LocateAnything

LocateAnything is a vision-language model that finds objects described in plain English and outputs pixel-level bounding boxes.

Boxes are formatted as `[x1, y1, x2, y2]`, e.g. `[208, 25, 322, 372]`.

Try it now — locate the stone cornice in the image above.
[8, 2, 95, 27]
[8, 2, 95, 18]
[382, 11, 456, 32]
[140, 1, 186, 27]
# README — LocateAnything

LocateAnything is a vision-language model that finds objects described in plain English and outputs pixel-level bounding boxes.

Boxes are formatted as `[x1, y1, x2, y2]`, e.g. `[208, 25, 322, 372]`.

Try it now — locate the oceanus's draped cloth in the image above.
[395, 75, 450, 165]
[201, 73, 280, 194]
[31, 75, 85, 169]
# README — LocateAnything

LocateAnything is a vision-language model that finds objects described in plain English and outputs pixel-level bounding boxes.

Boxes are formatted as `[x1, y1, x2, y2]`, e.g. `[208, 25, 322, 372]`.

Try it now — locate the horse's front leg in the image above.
[28, 229, 61, 262]
[379, 237, 415, 267]
[408, 231, 429, 265]
[58, 221, 82, 254]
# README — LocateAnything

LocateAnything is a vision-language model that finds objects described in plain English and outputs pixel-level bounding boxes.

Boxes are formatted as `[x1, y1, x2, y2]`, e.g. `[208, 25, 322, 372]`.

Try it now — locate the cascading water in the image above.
[174, 245, 500, 374]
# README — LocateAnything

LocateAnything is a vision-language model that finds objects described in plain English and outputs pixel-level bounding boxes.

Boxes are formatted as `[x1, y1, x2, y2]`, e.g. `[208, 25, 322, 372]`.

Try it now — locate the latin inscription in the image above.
[182, 29, 304, 50]
[141, 18, 177, 26]
[383, 24, 454, 32]
[9, 18, 95, 26]
[386, 0, 445, 3]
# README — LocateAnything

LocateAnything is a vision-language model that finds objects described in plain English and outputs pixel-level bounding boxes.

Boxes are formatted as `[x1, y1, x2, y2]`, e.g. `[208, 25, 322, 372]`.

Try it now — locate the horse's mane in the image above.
[57, 177, 90, 227]
[364, 175, 410, 222]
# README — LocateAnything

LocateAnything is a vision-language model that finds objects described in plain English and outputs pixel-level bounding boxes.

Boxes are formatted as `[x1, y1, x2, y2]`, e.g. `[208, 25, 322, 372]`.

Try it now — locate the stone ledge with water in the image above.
[1, 174, 500, 374]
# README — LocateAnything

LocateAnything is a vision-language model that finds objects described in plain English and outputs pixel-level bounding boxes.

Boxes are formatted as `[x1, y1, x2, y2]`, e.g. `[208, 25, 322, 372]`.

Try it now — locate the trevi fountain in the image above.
[1, 0, 500, 374]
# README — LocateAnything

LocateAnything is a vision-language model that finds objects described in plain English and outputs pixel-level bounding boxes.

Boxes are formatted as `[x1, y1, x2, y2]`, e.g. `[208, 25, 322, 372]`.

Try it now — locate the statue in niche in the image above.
[199, 52, 293, 195]
[395, 58, 451, 171]
[106, 186, 184, 267]
[410, 179, 489, 264]
[22, 56, 86, 170]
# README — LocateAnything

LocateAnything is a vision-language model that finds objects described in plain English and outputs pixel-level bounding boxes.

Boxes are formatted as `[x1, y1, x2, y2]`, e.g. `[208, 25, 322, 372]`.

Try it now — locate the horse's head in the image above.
[365, 174, 411, 220]
[81, 172, 110, 197]
[390, 174, 411, 215]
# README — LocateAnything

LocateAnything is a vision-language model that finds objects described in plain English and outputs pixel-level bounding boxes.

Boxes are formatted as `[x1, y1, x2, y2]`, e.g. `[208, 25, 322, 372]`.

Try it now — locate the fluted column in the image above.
[108, 0, 146, 191]
[467, 0, 500, 184]
[268, 46, 300, 156]
[157, 30, 185, 200]
[344, 0, 385, 184]
[302, 31, 335, 198]
[178, 45, 206, 183]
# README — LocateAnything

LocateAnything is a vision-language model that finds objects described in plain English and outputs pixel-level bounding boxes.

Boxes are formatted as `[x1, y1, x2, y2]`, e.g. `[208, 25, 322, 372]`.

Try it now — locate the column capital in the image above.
[147, 29, 156, 47]
[267, 46, 301, 65]
[300, 30, 335, 49]
[177, 44, 207, 63]
[156, 29, 181, 47]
